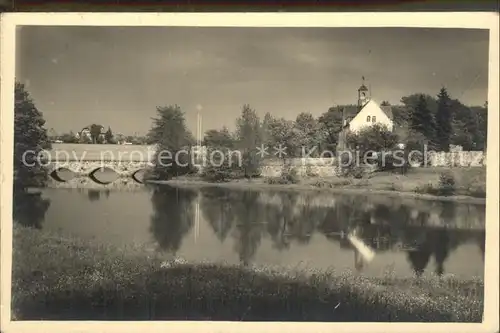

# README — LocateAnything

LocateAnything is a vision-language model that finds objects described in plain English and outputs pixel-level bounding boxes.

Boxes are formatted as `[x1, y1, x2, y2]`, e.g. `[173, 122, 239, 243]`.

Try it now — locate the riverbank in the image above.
[148, 167, 486, 205]
[12, 225, 483, 321]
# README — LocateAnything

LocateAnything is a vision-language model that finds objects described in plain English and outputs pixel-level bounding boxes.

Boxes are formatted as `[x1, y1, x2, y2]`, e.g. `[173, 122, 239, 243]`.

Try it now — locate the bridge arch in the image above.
[88, 167, 119, 185]
[50, 167, 76, 182]
[131, 168, 147, 184]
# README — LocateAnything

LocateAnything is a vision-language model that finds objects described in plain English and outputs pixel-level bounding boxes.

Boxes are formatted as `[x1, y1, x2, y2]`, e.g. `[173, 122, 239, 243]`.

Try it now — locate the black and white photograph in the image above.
[1, 12, 498, 332]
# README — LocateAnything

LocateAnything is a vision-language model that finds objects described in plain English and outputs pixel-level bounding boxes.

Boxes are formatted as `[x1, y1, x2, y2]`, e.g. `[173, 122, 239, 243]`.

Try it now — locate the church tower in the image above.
[357, 76, 370, 110]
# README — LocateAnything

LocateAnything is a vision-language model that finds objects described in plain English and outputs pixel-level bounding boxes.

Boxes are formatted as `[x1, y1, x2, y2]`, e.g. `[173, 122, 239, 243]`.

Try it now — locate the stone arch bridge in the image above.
[43, 144, 156, 186]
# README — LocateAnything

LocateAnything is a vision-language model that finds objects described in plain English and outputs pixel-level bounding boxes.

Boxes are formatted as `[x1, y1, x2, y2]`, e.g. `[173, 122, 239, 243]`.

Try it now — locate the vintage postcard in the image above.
[1, 12, 498, 333]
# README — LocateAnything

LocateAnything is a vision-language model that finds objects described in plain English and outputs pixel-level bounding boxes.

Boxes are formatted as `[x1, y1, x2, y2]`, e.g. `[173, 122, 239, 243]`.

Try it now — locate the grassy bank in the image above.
[150, 167, 486, 205]
[12, 225, 483, 322]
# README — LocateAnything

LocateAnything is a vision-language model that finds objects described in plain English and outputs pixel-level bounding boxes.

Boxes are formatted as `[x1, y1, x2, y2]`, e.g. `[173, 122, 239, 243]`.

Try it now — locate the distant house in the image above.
[79, 125, 107, 143]
[80, 127, 92, 141]
[337, 81, 394, 151]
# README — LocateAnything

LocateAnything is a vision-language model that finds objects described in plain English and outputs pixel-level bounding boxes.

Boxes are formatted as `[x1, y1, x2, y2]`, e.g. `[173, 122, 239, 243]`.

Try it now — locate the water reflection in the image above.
[37, 185, 485, 278]
[149, 185, 197, 255]
[192, 187, 485, 275]
[13, 190, 51, 229]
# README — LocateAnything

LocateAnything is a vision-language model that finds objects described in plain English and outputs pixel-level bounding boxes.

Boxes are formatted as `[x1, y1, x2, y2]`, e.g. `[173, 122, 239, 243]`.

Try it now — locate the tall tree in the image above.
[148, 105, 195, 179]
[260, 112, 273, 146]
[14, 81, 52, 193]
[293, 112, 324, 157]
[408, 94, 435, 144]
[318, 106, 344, 153]
[202, 127, 239, 181]
[235, 104, 262, 177]
[435, 87, 453, 151]
[266, 116, 296, 161]
[105, 126, 115, 144]
[89, 124, 104, 144]
[203, 127, 235, 149]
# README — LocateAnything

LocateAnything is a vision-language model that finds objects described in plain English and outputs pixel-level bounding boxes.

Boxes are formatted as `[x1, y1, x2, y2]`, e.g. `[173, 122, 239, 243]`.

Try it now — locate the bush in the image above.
[414, 172, 456, 197]
[457, 167, 486, 198]
[305, 165, 319, 177]
[466, 185, 486, 198]
[312, 178, 352, 188]
[414, 183, 438, 195]
[200, 149, 249, 182]
[438, 171, 456, 196]
[377, 151, 411, 174]
[389, 182, 403, 191]
[266, 167, 300, 185]
[337, 152, 371, 179]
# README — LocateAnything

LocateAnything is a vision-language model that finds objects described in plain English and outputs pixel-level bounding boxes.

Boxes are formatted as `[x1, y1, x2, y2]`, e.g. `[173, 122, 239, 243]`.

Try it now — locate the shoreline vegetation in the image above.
[46, 164, 487, 205]
[145, 166, 487, 205]
[12, 225, 484, 322]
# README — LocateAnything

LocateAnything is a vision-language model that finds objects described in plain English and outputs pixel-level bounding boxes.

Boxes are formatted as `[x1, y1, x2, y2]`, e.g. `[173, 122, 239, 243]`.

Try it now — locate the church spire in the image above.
[358, 76, 369, 109]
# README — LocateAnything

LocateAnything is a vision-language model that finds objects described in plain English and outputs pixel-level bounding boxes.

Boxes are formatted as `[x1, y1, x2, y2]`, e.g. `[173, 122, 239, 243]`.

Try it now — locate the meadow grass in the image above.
[306, 167, 486, 198]
[11, 225, 483, 322]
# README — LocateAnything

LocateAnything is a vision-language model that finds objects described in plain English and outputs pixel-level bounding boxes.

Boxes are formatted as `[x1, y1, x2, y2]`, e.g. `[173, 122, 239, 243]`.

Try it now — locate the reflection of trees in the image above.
[290, 193, 328, 244]
[13, 191, 50, 229]
[200, 187, 237, 243]
[264, 192, 300, 251]
[231, 191, 265, 267]
[407, 249, 432, 276]
[319, 195, 370, 237]
[149, 185, 197, 255]
[320, 195, 482, 276]
[196, 188, 484, 274]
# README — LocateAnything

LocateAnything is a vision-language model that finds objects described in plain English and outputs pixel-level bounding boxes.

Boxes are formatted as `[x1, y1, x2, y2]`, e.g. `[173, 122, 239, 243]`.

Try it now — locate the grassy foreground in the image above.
[12, 225, 484, 322]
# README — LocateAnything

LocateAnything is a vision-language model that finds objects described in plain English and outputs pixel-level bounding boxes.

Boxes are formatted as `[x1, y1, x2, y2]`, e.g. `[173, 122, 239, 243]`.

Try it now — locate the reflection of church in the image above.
[325, 224, 485, 276]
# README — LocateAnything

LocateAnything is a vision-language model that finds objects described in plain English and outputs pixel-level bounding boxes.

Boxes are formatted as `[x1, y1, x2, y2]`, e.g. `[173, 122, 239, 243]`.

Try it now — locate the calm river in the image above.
[15, 184, 486, 279]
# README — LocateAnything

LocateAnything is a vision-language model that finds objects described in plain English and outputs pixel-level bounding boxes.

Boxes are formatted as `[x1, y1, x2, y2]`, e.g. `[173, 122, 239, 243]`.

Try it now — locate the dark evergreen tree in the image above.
[104, 126, 115, 144]
[235, 104, 262, 178]
[147, 105, 195, 180]
[435, 87, 453, 151]
[409, 94, 435, 144]
[14, 82, 52, 193]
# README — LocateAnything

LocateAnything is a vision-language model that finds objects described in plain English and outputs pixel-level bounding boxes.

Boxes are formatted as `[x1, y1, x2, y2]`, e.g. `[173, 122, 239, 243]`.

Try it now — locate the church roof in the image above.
[342, 105, 359, 118]
[380, 105, 393, 120]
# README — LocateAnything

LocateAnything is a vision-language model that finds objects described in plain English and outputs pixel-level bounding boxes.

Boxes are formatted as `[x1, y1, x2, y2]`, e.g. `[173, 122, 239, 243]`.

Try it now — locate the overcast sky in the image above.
[16, 26, 489, 136]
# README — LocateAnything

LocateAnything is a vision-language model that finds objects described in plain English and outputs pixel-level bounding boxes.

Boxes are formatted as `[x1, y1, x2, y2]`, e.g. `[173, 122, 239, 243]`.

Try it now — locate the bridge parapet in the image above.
[46, 160, 151, 176]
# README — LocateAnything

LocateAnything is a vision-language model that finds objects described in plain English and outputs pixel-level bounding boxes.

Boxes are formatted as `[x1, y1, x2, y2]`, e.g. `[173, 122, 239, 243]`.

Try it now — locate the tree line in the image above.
[50, 126, 151, 145]
[146, 87, 487, 180]
[13, 80, 489, 192]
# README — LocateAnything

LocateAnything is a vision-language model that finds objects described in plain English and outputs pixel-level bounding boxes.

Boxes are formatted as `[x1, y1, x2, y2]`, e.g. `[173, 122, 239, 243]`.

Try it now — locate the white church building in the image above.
[337, 81, 394, 150]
